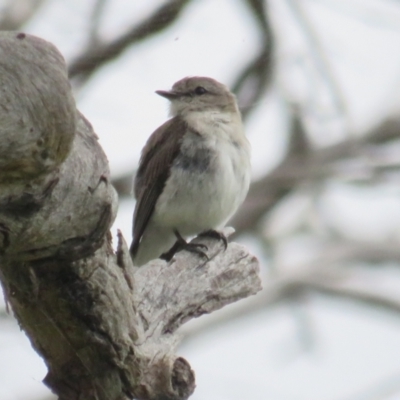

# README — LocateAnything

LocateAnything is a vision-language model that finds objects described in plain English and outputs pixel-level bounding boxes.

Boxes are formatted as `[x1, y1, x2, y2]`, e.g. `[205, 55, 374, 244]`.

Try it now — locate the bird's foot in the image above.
[197, 229, 228, 250]
[160, 229, 209, 262]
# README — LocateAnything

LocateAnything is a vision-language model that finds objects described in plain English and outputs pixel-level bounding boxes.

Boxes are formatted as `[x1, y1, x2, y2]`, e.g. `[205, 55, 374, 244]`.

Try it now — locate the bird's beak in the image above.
[155, 90, 179, 100]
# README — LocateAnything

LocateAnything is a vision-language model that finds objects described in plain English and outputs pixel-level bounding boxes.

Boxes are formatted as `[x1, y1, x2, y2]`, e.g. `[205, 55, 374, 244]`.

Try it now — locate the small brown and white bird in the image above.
[130, 76, 251, 266]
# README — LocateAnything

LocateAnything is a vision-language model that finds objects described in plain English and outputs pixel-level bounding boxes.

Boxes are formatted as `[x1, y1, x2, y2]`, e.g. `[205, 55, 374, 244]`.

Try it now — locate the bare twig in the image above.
[231, 117, 400, 235]
[285, 0, 348, 124]
[286, 104, 311, 157]
[87, 0, 108, 47]
[68, 0, 191, 83]
[232, 0, 274, 119]
[304, 278, 400, 315]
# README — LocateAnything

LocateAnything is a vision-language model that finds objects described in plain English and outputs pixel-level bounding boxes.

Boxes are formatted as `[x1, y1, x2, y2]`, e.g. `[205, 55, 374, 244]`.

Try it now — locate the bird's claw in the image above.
[197, 229, 228, 250]
[160, 230, 209, 262]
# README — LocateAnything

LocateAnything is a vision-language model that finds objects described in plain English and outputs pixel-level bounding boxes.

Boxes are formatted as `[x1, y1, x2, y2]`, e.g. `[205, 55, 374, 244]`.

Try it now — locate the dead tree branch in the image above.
[182, 241, 400, 343]
[0, 32, 261, 400]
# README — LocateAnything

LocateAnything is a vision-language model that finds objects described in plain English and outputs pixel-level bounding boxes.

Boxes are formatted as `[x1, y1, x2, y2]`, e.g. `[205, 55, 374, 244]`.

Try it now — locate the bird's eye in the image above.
[194, 86, 207, 95]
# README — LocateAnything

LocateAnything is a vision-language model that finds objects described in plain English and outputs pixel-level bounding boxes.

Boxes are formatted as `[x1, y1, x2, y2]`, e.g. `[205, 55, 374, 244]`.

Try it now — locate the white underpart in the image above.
[133, 109, 251, 267]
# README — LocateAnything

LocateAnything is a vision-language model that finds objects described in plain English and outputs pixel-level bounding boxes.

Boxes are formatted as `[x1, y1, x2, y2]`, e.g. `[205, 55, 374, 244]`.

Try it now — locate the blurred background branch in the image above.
[286, 0, 348, 122]
[68, 0, 192, 84]
[232, 0, 274, 118]
[232, 116, 400, 235]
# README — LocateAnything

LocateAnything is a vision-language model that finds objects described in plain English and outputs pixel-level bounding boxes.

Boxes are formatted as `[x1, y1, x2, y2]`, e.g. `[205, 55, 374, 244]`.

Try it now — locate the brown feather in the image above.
[130, 116, 187, 256]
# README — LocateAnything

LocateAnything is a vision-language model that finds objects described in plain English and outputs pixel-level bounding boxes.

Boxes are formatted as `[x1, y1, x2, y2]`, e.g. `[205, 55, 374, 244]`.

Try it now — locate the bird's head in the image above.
[156, 76, 239, 117]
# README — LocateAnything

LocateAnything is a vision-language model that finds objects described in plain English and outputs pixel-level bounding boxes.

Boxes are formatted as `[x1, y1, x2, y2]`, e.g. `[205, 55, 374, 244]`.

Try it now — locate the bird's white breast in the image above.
[152, 110, 251, 235]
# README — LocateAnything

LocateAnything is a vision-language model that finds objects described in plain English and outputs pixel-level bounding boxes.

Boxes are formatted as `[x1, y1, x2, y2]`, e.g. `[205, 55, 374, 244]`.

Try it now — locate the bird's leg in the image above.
[197, 229, 228, 250]
[160, 229, 209, 262]
[159, 241, 181, 262]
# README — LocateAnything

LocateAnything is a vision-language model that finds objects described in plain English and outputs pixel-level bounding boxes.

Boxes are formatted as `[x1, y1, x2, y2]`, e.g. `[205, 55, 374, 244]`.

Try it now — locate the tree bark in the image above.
[0, 32, 261, 400]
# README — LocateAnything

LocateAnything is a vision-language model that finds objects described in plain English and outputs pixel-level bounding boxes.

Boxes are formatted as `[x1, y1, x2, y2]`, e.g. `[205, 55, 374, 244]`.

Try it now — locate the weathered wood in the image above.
[0, 32, 261, 400]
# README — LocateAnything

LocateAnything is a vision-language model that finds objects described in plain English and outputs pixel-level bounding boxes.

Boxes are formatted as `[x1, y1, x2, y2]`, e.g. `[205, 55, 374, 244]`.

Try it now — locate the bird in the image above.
[130, 76, 251, 266]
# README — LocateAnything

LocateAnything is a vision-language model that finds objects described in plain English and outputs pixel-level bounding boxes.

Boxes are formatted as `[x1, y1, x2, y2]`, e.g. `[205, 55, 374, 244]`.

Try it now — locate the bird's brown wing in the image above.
[130, 116, 187, 257]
